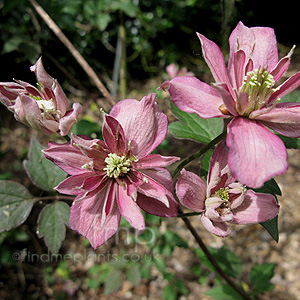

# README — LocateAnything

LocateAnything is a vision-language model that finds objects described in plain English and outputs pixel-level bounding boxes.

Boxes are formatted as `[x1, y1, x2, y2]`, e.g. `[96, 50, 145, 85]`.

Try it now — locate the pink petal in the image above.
[30, 57, 54, 88]
[201, 214, 231, 237]
[102, 115, 126, 155]
[52, 79, 69, 115]
[59, 102, 82, 136]
[109, 94, 167, 157]
[117, 184, 145, 230]
[160, 76, 224, 118]
[197, 33, 233, 93]
[176, 169, 206, 212]
[270, 50, 293, 82]
[55, 172, 96, 195]
[133, 154, 179, 169]
[44, 141, 90, 175]
[0, 82, 24, 106]
[69, 181, 121, 249]
[254, 103, 300, 137]
[231, 189, 279, 224]
[137, 168, 179, 217]
[227, 117, 288, 188]
[268, 71, 300, 104]
[212, 82, 238, 116]
[230, 49, 246, 91]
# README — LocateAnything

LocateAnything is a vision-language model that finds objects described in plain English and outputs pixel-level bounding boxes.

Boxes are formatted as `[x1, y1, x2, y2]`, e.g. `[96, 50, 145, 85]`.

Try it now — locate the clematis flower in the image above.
[166, 63, 195, 79]
[160, 21, 300, 188]
[43, 93, 179, 248]
[0, 57, 82, 136]
[176, 141, 279, 237]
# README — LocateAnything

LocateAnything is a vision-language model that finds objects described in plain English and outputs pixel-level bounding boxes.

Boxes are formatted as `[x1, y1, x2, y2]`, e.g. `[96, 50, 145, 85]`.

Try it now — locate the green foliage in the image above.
[71, 119, 102, 139]
[0, 180, 36, 232]
[195, 246, 242, 279]
[37, 201, 70, 254]
[23, 138, 67, 191]
[205, 283, 245, 300]
[253, 178, 281, 242]
[169, 101, 223, 143]
[250, 263, 276, 296]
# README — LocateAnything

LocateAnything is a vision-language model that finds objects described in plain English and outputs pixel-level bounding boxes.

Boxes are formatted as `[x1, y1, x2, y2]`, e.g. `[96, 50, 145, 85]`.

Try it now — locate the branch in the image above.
[28, 0, 116, 107]
[179, 209, 252, 300]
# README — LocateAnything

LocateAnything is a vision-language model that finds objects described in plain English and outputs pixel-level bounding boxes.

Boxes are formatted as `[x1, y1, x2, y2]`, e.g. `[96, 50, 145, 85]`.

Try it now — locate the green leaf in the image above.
[104, 269, 123, 295]
[277, 134, 300, 149]
[252, 178, 281, 196]
[71, 119, 102, 139]
[94, 13, 111, 31]
[205, 283, 245, 300]
[37, 201, 70, 254]
[126, 263, 141, 286]
[169, 102, 223, 143]
[250, 263, 276, 296]
[163, 285, 177, 300]
[260, 216, 279, 243]
[154, 256, 167, 273]
[252, 179, 280, 242]
[279, 90, 300, 103]
[0, 180, 36, 232]
[194, 246, 242, 278]
[23, 138, 67, 191]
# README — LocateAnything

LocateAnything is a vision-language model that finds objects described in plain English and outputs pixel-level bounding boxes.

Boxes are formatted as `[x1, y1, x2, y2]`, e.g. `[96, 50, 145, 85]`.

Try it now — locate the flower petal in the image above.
[160, 76, 224, 118]
[227, 117, 288, 188]
[254, 103, 300, 137]
[109, 93, 167, 158]
[117, 184, 145, 230]
[44, 141, 90, 175]
[102, 115, 126, 155]
[176, 169, 206, 212]
[197, 32, 233, 92]
[231, 189, 279, 224]
[69, 181, 121, 249]
[133, 154, 179, 169]
[59, 102, 82, 136]
[201, 214, 231, 237]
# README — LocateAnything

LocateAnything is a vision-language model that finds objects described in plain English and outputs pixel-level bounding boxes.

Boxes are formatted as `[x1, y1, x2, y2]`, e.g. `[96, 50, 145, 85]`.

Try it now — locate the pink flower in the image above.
[176, 141, 279, 237]
[44, 93, 179, 248]
[161, 22, 300, 188]
[0, 57, 82, 136]
[166, 63, 194, 79]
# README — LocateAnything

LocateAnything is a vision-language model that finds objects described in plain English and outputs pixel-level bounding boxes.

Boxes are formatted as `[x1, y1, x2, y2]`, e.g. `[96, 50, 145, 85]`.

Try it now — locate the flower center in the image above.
[240, 67, 276, 116]
[104, 153, 136, 178]
[212, 187, 230, 215]
[30, 95, 60, 120]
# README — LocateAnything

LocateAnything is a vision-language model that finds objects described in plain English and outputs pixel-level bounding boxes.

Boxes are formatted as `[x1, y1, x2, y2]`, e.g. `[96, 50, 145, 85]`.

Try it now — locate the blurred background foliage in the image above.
[1, 0, 298, 93]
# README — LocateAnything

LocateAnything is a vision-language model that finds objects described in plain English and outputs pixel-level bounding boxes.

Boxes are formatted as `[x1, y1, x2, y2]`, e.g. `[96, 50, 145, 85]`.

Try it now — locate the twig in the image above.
[28, 0, 116, 107]
[33, 195, 74, 202]
[180, 209, 252, 300]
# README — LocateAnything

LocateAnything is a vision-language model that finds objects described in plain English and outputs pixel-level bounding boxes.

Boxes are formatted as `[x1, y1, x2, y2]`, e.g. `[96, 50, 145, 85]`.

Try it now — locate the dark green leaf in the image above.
[23, 138, 67, 191]
[205, 283, 245, 300]
[279, 90, 300, 103]
[169, 102, 223, 143]
[0, 180, 36, 232]
[250, 263, 276, 296]
[71, 120, 102, 139]
[260, 216, 279, 243]
[37, 201, 70, 254]
[277, 134, 300, 149]
[252, 178, 281, 196]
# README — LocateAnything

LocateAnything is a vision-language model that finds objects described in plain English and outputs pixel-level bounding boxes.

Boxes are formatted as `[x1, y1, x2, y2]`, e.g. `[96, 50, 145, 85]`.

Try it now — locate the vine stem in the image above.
[172, 130, 251, 299]
[28, 0, 116, 107]
[33, 195, 74, 202]
[179, 209, 251, 300]
[172, 130, 227, 178]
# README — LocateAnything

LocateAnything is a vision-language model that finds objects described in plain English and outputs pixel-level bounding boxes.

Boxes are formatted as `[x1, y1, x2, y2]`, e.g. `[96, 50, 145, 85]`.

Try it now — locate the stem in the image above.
[28, 0, 116, 107]
[119, 10, 127, 99]
[33, 195, 74, 202]
[172, 131, 227, 178]
[179, 209, 251, 300]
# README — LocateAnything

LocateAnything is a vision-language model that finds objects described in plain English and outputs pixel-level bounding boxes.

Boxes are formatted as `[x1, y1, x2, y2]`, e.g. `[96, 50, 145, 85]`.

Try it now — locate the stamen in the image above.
[104, 153, 135, 178]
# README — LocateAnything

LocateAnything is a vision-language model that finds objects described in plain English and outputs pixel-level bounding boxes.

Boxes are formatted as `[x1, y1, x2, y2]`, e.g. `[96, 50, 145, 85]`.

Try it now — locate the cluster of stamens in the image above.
[104, 153, 137, 179]
[240, 67, 276, 116]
